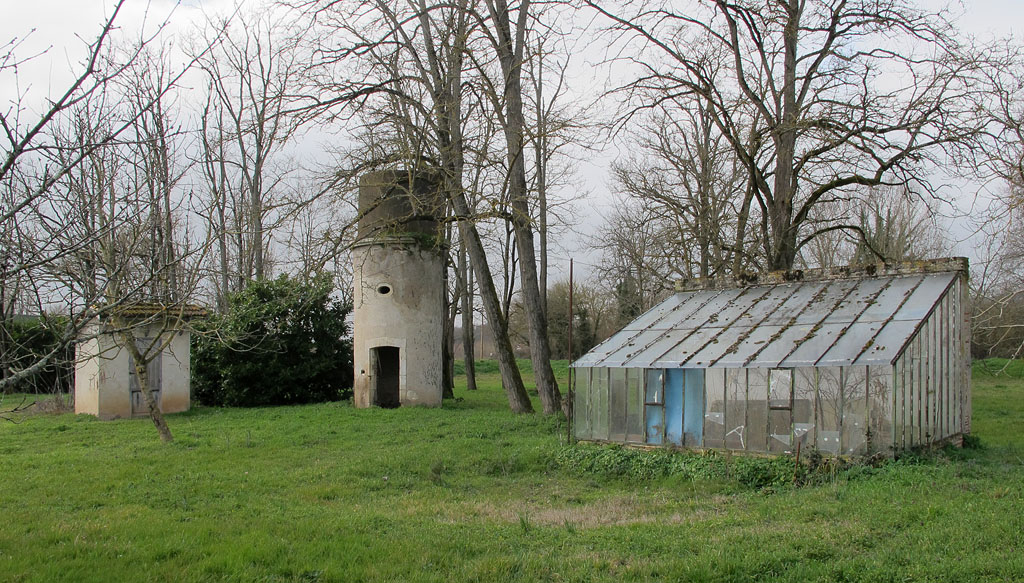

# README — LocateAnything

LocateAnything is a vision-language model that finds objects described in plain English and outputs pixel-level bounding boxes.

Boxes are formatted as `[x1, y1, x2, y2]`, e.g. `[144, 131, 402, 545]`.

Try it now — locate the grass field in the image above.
[1, 360, 1022, 582]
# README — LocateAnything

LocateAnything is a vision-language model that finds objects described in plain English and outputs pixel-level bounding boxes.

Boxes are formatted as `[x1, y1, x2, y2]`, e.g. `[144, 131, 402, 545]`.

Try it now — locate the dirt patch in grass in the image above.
[459, 494, 727, 528]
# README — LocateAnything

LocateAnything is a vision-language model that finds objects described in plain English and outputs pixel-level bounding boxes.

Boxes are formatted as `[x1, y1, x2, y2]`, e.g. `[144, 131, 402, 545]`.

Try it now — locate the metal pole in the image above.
[567, 258, 574, 443]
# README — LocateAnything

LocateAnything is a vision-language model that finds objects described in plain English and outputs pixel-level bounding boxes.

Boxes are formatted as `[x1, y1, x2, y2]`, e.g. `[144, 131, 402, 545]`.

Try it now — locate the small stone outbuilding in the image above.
[74, 304, 206, 419]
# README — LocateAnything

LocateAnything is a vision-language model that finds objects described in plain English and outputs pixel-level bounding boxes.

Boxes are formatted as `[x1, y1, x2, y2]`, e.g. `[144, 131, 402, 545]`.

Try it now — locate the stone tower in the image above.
[352, 170, 446, 408]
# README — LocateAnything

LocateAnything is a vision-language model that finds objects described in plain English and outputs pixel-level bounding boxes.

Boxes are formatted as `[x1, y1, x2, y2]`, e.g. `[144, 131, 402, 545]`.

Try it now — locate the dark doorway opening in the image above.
[372, 346, 401, 408]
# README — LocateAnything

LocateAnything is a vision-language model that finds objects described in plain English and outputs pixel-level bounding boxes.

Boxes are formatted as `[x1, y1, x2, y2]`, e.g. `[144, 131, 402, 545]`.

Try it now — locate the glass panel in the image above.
[626, 369, 644, 443]
[747, 368, 769, 453]
[951, 282, 963, 434]
[916, 337, 925, 447]
[868, 365, 893, 455]
[592, 367, 609, 441]
[932, 309, 942, 440]
[704, 369, 726, 449]
[725, 369, 747, 450]
[945, 292, 955, 438]
[894, 355, 904, 452]
[683, 369, 705, 447]
[573, 367, 591, 440]
[665, 369, 684, 445]
[609, 368, 627, 441]
[645, 369, 664, 404]
[793, 368, 816, 452]
[817, 367, 842, 454]
[645, 369, 664, 445]
[843, 366, 868, 455]
[936, 297, 946, 440]
[769, 369, 793, 405]
[904, 338, 916, 448]
[768, 369, 793, 453]
[922, 317, 932, 444]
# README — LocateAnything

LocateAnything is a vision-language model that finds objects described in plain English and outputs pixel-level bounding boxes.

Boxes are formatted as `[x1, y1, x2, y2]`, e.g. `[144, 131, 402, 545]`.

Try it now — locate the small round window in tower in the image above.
[377, 284, 393, 296]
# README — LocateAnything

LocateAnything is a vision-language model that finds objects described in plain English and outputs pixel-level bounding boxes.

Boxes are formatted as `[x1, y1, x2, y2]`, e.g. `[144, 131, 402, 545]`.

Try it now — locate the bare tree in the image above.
[593, 198, 679, 327]
[801, 185, 951, 268]
[0, 5, 216, 441]
[288, 0, 537, 412]
[40, 41, 205, 441]
[0, 1, 186, 395]
[587, 0, 995, 271]
[523, 25, 589, 316]
[194, 6, 302, 310]
[612, 94, 751, 278]
[970, 201, 1024, 363]
[478, 0, 563, 414]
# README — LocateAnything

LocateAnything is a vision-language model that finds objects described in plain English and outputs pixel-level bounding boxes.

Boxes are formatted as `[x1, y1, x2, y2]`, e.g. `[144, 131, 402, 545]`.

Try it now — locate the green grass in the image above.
[1, 360, 1022, 582]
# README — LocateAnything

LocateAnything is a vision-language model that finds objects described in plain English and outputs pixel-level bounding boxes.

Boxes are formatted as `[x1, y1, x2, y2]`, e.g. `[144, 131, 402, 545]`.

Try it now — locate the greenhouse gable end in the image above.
[571, 258, 970, 456]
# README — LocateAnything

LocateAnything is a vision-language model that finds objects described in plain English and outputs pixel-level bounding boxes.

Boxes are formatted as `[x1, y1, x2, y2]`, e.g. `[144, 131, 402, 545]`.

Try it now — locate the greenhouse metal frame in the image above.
[571, 259, 970, 456]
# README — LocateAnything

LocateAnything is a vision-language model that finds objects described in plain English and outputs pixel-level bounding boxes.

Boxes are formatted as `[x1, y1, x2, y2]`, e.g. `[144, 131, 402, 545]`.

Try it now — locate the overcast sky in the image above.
[3, 0, 1020, 280]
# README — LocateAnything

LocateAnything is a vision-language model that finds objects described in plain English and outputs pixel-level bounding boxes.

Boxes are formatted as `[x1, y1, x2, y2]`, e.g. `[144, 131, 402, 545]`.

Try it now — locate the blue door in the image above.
[665, 369, 684, 445]
[683, 369, 705, 445]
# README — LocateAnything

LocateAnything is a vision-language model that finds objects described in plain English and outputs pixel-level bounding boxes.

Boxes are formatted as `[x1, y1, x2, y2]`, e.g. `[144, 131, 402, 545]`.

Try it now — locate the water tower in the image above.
[352, 170, 446, 408]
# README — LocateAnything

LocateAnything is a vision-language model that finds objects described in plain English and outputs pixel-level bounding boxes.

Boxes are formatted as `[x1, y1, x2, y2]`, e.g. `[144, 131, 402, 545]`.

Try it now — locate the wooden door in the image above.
[129, 338, 162, 416]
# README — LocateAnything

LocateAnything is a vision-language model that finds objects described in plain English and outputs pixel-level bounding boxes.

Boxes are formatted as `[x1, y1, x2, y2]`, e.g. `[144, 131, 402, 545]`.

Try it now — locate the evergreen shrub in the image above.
[192, 275, 353, 407]
[1, 315, 72, 394]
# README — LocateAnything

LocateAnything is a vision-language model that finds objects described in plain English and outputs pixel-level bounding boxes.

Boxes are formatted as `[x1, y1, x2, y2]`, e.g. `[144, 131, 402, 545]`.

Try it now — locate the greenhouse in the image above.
[571, 259, 970, 456]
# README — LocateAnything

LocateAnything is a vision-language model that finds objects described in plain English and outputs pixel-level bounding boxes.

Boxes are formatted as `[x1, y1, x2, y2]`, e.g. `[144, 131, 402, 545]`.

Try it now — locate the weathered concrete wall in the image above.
[74, 322, 192, 419]
[160, 329, 191, 414]
[357, 170, 445, 243]
[73, 325, 102, 416]
[353, 243, 445, 407]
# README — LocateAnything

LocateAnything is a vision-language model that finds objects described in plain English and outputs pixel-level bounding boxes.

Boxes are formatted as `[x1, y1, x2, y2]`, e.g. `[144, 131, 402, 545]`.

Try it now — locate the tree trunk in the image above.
[458, 239, 478, 390]
[448, 184, 533, 412]
[119, 330, 173, 443]
[397, 0, 531, 411]
[486, 0, 562, 415]
[534, 52, 548, 319]
[442, 257, 456, 399]
[768, 0, 801, 271]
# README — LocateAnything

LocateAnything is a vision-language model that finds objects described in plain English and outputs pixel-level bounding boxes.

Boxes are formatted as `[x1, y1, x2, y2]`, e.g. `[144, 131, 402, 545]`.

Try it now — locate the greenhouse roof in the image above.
[574, 260, 965, 370]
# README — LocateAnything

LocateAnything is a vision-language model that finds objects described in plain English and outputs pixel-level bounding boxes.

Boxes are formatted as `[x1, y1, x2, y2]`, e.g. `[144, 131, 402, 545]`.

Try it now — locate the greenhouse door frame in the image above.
[644, 368, 706, 447]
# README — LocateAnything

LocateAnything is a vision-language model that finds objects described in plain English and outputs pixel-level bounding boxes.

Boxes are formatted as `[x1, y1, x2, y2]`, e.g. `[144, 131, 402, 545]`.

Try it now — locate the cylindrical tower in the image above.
[352, 170, 446, 408]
